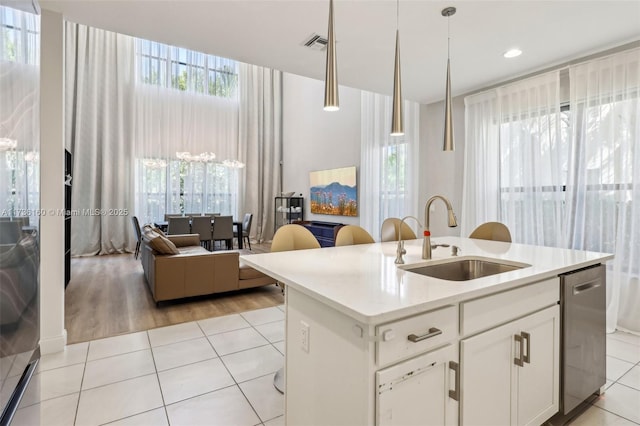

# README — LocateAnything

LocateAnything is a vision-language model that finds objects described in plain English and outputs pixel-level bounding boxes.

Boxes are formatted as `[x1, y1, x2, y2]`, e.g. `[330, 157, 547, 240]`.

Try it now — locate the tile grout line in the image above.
[146, 330, 172, 426]
[72, 340, 91, 426]
[200, 320, 266, 423]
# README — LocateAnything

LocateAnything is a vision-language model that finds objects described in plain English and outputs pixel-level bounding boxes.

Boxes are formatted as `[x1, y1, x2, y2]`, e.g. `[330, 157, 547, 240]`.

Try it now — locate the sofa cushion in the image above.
[143, 226, 179, 255]
[178, 245, 210, 255]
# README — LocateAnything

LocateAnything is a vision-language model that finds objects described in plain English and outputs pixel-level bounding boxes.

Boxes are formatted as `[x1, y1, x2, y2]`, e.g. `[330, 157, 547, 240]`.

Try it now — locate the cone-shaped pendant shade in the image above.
[391, 30, 404, 136]
[324, 0, 339, 111]
[443, 58, 454, 151]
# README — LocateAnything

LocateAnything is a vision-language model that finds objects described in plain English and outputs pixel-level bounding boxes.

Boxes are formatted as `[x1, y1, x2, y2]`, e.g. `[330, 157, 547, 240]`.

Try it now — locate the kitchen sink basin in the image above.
[401, 257, 530, 281]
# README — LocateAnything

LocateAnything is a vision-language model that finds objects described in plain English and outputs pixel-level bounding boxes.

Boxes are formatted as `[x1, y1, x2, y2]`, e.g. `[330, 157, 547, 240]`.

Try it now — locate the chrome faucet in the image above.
[423, 195, 458, 260]
[394, 215, 423, 264]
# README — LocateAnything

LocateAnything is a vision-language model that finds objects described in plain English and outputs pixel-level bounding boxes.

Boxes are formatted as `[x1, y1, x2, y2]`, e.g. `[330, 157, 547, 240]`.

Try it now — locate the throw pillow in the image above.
[148, 234, 180, 255]
[142, 225, 179, 254]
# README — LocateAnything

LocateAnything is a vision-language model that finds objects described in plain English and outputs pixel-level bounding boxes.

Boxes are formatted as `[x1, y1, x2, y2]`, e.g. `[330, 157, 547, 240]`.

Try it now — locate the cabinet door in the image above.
[515, 305, 559, 426]
[460, 305, 560, 426]
[460, 319, 518, 426]
[376, 344, 458, 426]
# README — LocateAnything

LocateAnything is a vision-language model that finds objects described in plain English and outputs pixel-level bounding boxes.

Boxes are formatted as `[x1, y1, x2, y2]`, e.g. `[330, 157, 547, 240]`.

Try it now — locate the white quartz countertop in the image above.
[241, 236, 613, 324]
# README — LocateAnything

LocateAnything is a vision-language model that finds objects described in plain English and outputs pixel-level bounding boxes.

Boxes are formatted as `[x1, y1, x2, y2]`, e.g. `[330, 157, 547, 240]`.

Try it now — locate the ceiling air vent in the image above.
[302, 33, 328, 51]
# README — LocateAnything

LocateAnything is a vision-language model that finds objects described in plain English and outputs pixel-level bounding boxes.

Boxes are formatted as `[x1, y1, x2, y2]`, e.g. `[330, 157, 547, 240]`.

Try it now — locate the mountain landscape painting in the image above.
[309, 166, 357, 216]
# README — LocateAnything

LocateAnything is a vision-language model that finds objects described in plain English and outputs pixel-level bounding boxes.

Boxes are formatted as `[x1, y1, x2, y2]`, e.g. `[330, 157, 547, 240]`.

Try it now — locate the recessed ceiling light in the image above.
[504, 48, 522, 59]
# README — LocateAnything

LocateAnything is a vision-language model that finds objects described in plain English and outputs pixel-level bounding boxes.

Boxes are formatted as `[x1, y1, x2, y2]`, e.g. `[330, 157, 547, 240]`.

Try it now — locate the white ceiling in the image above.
[40, 0, 640, 104]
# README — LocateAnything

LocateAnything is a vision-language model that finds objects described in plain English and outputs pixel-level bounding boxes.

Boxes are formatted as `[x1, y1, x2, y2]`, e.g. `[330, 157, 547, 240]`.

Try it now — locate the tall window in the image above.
[133, 39, 241, 224]
[136, 40, 238, 97]
[360, 92, 420, 238]
[462, 48, 640, 332]
[1, 7, 39, 64]
[0, 7, 39, 223]
[137, 158, 240, 223]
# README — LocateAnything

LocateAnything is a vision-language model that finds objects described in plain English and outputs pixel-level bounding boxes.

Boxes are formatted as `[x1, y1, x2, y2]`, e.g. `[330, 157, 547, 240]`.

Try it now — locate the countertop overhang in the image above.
[241, 237, 613, 324]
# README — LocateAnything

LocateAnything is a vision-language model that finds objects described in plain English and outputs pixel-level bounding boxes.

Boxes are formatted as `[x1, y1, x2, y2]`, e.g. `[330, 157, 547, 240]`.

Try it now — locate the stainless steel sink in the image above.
[402, 257, 530, 281]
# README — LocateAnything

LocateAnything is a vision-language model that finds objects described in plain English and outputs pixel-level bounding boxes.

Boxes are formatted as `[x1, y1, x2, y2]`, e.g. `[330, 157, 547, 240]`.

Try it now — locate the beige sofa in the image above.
[140, 233, 276, 303]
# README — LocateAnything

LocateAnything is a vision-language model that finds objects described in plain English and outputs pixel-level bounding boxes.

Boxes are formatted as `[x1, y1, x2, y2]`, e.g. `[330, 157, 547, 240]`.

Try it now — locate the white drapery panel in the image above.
[497, 72, 565, 246]
[237, 63, 282, 243]
[462, 72, 564, 244]
[0, 7, 39, 224]
[133, 81, 240, 224]
[360, 92, 420, 240]
[461, 91, 500, 236]
[463, 48, 640, 334]
[65, 23, 135, 255]
[566, 49, 640, 333]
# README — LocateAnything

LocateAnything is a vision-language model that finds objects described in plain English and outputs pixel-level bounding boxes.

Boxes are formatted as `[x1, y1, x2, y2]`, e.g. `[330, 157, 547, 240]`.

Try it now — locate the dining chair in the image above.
[270, 224, 320, 394]
[0, 221, 21, 244]
[131, 216, 143, 259]
[234, 213, 253, 250]
[380, 217, 417, 242]
[335, 225, 375, 246]
[212, 215, 234, 250]
[167, 216, 190, 235]
[206, 212, 221, 217]
[469, 221, 512, 242]
[164, 213, 183, 221]
[191, 215, 213, 250]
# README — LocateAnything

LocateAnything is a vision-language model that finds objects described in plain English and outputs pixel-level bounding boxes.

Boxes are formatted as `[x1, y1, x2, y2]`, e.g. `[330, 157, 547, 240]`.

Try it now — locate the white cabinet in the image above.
[460, 305, 559, 426]
[376, 344, 458, 426]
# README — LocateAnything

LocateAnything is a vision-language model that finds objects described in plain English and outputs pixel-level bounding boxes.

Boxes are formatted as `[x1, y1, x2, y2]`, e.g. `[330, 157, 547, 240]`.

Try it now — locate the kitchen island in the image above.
[241, 236, 613, 425]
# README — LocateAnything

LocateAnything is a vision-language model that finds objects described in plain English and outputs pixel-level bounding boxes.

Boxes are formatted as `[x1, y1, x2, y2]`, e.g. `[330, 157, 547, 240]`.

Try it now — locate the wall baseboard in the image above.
[39, 329, 67, 354]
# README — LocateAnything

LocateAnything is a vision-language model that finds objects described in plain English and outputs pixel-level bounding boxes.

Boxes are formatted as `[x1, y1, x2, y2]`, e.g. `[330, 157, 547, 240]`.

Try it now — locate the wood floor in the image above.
[64, 243, 284, 344]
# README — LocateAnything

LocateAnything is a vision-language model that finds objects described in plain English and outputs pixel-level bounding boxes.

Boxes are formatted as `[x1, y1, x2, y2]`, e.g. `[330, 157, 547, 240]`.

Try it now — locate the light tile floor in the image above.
[7, 306, 640, 425]
[11, 306, 285, 426]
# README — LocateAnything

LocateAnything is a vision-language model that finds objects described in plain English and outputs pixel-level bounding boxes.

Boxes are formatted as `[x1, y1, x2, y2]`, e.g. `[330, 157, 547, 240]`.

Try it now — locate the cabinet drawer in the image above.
[460, 277, 559, 337]
[376, 305, 457, 367]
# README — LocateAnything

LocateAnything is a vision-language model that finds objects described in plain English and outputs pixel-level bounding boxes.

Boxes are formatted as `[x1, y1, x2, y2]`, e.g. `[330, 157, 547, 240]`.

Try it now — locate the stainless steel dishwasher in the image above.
[549, 263, 606, 424]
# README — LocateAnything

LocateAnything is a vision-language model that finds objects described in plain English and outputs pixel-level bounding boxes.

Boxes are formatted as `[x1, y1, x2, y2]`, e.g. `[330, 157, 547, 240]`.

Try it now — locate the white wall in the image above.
[282, 73, 361, 226]
[418, 96, 465, 238]
[39, 9, 67, 354]
[282, 72, 469, 235]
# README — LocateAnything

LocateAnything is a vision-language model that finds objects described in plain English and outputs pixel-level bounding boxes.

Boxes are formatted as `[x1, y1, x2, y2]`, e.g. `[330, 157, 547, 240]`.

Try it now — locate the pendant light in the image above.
[442, 6, 456, 151]
[390, 0, 403, 136]
[324, 0, 339, 111]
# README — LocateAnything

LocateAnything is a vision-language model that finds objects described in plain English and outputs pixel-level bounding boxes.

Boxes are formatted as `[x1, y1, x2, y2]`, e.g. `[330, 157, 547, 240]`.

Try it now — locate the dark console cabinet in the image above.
[301, 221, 343, 247]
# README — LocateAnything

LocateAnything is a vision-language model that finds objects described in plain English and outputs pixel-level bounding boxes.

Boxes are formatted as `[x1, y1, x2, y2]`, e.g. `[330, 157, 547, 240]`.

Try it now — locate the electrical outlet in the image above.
[300, 320, 310, 353]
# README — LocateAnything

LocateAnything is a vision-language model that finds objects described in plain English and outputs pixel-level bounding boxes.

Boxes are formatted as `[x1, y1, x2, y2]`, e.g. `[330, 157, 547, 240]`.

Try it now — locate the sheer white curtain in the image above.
[65, 23, 134, 255]
[134, 83, 240, 224]
[566, 49, 640, 333]
[497, 72, 565, 246]
[461, 91, 500, 236]
[133, 39, 241, 225]
[0, 7, 39, 225]
[237, 63, 282, 243]
[461, 71, 564, 245]
[360, 92, 419, 240]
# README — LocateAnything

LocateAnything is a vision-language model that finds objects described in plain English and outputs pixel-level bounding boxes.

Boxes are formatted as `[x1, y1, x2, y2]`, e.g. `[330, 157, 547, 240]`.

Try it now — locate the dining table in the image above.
[154, 218, 244, 249]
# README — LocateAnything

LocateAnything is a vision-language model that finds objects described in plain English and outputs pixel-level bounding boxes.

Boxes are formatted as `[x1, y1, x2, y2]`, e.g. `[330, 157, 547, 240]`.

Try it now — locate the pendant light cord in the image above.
[447, 13, 451, 59]
[396, 0, 399, 30]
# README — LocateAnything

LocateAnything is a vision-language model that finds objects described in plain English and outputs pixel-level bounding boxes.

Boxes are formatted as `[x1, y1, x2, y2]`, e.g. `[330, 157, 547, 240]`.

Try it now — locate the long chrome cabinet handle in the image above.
[407, 327, 443, 343]
[449, 361, 460, 401]
[522, 332, 531, 364]
[514, 334, 524, 367]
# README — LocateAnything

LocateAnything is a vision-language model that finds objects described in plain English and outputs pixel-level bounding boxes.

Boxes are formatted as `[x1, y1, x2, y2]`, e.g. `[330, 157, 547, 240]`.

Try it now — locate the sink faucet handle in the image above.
[451, 245, 461, 256]
[431, 243, 450, 249]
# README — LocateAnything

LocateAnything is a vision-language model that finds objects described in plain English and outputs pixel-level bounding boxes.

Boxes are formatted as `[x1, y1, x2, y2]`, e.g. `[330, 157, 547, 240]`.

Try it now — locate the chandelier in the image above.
[176, 152, 216, 163]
